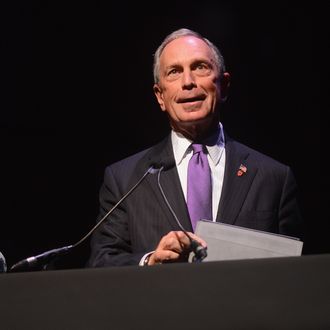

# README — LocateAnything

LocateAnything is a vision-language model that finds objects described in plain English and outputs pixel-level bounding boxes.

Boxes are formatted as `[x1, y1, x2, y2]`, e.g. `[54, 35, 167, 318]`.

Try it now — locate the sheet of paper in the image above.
[191, 220, 303, 262]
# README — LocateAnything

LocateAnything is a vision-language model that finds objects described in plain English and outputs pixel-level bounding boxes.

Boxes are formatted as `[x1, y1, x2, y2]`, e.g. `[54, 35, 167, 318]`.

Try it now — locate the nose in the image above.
[181, 70, 196, 90]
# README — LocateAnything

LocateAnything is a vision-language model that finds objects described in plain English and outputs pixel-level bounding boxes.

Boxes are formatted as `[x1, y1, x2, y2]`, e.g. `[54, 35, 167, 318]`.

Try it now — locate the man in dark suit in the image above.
[87, 28, 302, 267]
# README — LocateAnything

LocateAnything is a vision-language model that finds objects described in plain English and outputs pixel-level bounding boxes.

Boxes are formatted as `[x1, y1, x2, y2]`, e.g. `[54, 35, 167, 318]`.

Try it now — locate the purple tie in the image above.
[187, 144, 212, 231]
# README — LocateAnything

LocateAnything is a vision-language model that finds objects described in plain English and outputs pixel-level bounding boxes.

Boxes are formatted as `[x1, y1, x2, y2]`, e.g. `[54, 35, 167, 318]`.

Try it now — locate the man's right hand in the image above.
[147, 231, 207, 265]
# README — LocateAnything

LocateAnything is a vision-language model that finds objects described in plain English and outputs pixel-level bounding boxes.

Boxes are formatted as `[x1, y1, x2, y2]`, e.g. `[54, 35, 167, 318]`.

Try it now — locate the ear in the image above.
[219, 72, 231, 103]
[153, 84, 166, 111]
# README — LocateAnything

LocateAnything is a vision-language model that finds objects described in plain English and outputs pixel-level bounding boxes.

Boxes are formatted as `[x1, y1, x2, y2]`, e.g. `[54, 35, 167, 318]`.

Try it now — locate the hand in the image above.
[147, 231, 207, 265]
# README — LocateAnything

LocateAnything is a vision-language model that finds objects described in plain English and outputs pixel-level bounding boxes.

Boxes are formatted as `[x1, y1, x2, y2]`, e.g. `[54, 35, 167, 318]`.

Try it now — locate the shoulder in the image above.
[237, 141, 285, 165]
[225, 135, 291, 175]
[105, 134, 172, 177]
[105, 147, 151, 177]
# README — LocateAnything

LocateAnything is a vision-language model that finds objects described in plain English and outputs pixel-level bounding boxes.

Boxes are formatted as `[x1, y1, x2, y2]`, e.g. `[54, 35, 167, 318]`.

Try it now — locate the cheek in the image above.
[210, 85, 221, 103]
[162, 90, 176, 108]
[156, 89, 170, 111]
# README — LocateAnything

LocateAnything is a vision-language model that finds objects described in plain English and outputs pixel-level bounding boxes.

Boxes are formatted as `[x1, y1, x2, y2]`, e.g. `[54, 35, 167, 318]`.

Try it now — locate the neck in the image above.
[172, 119, 219, 143]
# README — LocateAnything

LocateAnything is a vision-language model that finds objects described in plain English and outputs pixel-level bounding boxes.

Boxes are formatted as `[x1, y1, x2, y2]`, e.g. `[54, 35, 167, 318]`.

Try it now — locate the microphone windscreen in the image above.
[149, 157, 175, 171]
[161, 157, 176, 170]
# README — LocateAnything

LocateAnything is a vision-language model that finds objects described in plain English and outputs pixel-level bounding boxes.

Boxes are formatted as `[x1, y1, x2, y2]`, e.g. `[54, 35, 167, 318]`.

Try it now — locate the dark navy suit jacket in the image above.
[87, 133, 303, 267]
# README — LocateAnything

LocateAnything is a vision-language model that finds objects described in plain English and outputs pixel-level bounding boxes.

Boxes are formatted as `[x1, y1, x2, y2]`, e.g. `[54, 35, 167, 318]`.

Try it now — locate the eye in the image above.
[168, 68, 178, 75]
[166, 67, 182, 81]
[193, 62, 212, 76]
[197, 63, 207, 70]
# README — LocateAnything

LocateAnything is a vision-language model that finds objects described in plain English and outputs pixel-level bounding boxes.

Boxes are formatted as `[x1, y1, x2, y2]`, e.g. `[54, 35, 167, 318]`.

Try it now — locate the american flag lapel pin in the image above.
[237, 164, 247, 177]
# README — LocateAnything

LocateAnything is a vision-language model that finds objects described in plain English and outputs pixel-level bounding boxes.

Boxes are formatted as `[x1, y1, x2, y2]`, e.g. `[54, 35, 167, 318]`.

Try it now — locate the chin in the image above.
[183, 110, 207, 120]
[179, 117, 211, 130]
[185, 111, 213, 124]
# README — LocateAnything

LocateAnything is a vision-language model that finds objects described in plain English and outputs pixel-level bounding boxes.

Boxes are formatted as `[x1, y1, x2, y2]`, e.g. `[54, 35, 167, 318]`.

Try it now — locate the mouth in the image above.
[177, 95, 206, 104]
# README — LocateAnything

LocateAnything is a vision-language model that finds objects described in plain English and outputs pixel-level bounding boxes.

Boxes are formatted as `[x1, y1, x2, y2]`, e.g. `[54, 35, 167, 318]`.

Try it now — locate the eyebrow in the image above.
[165, 58, 213, 70]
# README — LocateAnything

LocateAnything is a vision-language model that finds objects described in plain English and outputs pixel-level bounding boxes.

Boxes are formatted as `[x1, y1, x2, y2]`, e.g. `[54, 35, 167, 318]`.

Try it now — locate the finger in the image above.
[148, 250, 180, 265]
[174, 231, 207, 249]
[185, 232, 207, 248]
[161, 233, 185, 253]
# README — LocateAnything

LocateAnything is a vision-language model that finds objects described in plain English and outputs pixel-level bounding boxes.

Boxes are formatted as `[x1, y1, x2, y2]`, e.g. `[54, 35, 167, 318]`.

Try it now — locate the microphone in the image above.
[156, 159, 207, 262]
[9, 246, 73, 272]
[9, 162, 160, 272]
[0, 251, 7, 273]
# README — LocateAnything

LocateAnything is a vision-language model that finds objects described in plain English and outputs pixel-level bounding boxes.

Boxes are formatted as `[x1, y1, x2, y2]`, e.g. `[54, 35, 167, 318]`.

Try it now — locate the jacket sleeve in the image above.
[86, 165, 145, 267]
[278, 166, 303, 240]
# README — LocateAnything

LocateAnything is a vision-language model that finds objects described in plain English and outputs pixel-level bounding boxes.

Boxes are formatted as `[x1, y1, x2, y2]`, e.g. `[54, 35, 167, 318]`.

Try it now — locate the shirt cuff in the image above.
[139, 251, 154, 266]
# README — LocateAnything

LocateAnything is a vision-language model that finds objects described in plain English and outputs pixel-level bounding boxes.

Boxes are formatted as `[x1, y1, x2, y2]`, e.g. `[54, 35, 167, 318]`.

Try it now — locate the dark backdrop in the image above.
[0, 1, 325, 270]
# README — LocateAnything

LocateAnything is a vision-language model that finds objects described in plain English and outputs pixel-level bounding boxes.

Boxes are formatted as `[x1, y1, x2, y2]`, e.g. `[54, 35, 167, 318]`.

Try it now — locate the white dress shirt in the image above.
[171, 122, 226, 221]
[139, 123, 226, 266]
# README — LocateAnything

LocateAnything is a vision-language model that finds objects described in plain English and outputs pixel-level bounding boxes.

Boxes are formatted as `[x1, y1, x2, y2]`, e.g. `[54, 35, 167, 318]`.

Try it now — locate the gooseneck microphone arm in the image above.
[72, 166, 153, 249]
[10, 165, 156, 272]
[156, 165, 207, 262]
[9, 158, 207, 271]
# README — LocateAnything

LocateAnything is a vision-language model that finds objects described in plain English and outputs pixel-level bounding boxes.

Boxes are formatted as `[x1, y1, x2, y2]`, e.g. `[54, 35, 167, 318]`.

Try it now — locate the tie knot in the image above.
[191, 143, 205, 154]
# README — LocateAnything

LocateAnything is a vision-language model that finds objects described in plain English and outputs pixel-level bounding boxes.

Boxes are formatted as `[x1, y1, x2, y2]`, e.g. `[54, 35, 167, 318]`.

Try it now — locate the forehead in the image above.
[160, 36, 214, 66]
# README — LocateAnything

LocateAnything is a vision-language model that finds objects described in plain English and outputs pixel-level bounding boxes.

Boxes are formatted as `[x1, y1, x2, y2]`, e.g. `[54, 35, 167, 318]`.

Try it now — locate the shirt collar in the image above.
[171, 122, 225, 166]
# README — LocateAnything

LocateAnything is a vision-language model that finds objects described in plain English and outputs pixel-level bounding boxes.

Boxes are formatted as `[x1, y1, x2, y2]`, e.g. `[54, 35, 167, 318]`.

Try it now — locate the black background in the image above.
[0, 1, 326, 270]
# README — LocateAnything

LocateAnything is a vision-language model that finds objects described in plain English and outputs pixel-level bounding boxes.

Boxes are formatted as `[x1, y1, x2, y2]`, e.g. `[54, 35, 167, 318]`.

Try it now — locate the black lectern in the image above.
[1, 254, 330, 329]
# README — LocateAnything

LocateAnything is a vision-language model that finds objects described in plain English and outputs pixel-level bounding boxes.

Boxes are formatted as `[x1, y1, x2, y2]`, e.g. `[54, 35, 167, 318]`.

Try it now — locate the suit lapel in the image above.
[159, 166, 193, 231]
[139, 135, 193, 232]
[216, 137, 258, 225]
[137, 132, 258, 231]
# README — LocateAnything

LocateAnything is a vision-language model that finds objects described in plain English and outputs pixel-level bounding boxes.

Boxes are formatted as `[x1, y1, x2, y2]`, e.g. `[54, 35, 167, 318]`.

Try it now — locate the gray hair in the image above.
[153, 28, 226, 84]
